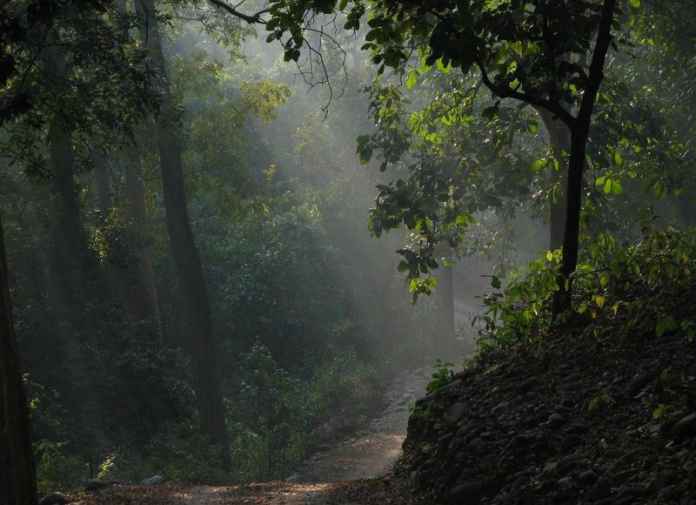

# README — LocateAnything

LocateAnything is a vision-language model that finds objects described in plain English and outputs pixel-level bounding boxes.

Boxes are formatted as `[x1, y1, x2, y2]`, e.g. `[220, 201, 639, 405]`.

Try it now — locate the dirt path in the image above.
[187, 367, 431, 503]
[287, 367, 431, 483]
[78, 368, 430, 505]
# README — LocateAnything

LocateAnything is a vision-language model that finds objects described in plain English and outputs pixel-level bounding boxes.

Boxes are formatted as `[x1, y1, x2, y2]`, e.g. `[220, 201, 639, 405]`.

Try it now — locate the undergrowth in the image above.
[477, 227, 696, 349]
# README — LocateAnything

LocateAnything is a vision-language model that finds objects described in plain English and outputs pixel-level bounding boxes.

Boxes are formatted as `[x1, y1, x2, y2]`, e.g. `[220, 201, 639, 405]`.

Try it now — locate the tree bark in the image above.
[553, 0, 617, 315]
[44, 45, 91, 306]
[537, 107, 570, 250]
[135, 0, 230, 466]
[125, 153, 163, 339]
[0, 214, 38, 505]
[93, 150, 113, 220]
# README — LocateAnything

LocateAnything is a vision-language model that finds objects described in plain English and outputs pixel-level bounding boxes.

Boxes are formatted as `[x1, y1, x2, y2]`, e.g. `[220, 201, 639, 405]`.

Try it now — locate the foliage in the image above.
[478, 227, 696, 348]
[426, 359, 455, 394]
[226, 342, 380, 480]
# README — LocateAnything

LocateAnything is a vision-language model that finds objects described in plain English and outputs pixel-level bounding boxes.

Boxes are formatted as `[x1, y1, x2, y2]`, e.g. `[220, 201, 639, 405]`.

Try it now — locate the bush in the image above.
[35, 440, 86, 494]
[226, 341, 382, 481]
[478, 227, 696, 348]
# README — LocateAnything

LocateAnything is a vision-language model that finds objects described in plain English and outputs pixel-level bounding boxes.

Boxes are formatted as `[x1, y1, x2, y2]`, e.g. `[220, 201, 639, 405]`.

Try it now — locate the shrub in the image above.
[477, 227, 696, 348]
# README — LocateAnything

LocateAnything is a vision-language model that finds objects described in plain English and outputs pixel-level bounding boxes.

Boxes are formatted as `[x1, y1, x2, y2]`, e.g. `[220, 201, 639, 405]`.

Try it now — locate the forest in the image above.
[2, 1, 696, 505]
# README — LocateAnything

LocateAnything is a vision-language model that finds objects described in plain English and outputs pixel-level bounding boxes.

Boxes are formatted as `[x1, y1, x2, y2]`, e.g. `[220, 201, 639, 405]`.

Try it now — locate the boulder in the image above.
[141, 474, 164, 486]
[83, 480, 113, 492]
[39, 493, 67, 505]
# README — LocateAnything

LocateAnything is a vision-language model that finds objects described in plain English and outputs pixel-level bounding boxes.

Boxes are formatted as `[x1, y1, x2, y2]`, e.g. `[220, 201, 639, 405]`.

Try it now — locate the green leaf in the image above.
[406, 69, 419, 90]
[531, 158, 546, 172]
[455, 213, 472, 227]
[629, 0, 641, 8]
[652, 404, 668, 419]
[603, 178, 613, 194]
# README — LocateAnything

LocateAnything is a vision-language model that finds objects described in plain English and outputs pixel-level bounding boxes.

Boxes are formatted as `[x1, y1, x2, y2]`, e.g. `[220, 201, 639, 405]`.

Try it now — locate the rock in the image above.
[141, 474, 164, 486]
[444, 402, 467, 424]
[557, 455, 584, 474]
[566, 421, 589, 435]
[628, 370, 656, 396]
[657, 485, 678, 501]
[578, 469, 598, 485]
[547, 412, 566, 428]
[491, 401, 509, 414]
[542, 460, 558, 475]
[587, 478, 611, 501]
[615, 484, 649, 502]
[672, 413, 696, 439]
[83, 480, 112, 492]
[448, 480, 487, 505]
[39, 493, 67, 505]
[557, 476, 574, 490]
[511, 433, 534, 447]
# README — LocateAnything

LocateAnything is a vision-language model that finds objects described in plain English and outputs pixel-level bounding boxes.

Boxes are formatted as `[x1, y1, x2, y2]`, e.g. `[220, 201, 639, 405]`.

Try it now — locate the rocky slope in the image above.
[398, 318, 696, 505]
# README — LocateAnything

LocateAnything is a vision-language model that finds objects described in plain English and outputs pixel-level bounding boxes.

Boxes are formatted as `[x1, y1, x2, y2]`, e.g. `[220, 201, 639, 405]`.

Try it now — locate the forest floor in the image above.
[73, 368, 431, 505]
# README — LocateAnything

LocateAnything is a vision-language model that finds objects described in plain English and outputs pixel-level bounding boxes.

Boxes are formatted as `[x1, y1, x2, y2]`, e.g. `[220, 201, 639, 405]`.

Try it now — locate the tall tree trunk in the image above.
[44, 40, 105, 464]
[112, 0, 163, 339]
[93, 150, 113, 221]
[537, 107, 570, 250]
[125, 153, 163, 339]
[554, 0, 616, 315]
[0, 214, 37, 505]
[135, 0, 230, 466]
[44, 46, 91, 306]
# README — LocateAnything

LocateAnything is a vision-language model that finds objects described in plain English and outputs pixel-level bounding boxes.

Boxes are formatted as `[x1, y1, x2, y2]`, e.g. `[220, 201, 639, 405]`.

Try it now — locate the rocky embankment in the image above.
[399, 323, 696, 505]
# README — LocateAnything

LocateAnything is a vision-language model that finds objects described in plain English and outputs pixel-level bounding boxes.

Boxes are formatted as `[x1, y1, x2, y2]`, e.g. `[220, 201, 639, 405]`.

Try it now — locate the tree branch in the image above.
[476, 61, 576, 127]
[207, 0, 269, 24]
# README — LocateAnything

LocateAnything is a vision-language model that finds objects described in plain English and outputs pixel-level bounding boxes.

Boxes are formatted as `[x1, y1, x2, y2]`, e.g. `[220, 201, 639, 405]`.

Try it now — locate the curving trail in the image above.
[78, 368, 429, 505]
[185, 368, 431, 504]
[287, 367, 430, 484]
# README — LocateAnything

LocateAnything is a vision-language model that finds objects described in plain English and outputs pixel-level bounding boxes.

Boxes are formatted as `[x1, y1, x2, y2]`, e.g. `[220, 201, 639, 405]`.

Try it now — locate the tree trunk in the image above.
[44, 45, 91, 306]
[0, 214, 38, 505]
[93, 151, 113, 219]
[135, 0, 230, 466]
[125, 153, 163, 339]
[553, 0, 616, 315]
[537, 107, 570, 250]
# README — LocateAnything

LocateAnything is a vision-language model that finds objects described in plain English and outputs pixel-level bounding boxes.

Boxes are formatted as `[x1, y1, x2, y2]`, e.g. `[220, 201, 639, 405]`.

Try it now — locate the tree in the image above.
[206, 0, 625, 314]
[135, 0, 231, 467]
[263, 0, 623, 314]
[0, 215, 37, 505]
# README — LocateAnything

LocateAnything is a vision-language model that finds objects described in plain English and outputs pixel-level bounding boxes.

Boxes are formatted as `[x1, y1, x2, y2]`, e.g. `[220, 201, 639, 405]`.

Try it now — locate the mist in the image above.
[4, 1, 693, 504]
